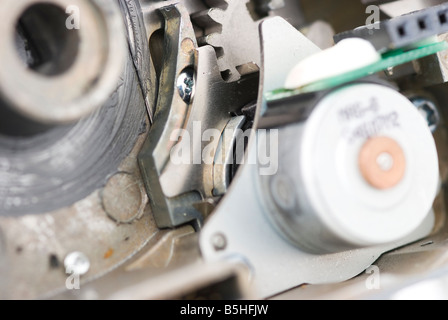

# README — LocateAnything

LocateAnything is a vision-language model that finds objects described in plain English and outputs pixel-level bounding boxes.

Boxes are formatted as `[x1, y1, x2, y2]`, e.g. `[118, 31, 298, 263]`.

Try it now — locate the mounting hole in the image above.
[49, 254, 60, 269]
[397, 25, 406, 37]
[418, 18, 427, 30]
[440, 12, 448, 25]
[15, 3, 80, 76]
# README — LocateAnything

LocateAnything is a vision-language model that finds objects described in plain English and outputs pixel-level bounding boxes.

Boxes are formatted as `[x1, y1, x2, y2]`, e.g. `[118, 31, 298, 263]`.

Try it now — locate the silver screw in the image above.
[386, 66, 394, 76]
[64, 252, 90, 276]
[177, 68, 195, 104]
[211, 233, 227, 251]
[411, 97, 440, 133]
[270, 174, 296, 211]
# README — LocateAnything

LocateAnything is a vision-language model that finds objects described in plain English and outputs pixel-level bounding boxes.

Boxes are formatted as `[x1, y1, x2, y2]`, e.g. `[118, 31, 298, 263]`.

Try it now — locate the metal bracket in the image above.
[138, 4, 259, 228]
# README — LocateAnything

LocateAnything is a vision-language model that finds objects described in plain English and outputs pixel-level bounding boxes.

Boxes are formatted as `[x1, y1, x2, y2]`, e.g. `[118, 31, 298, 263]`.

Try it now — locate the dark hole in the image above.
[418, 19, 427, 30]
[221, 70, 233, 81]
[398, 25, 406, 37]
[215, 47, 225, 59]
[16, 246, 23, 254]
[15, 3, 80, 76]
[440, 13, 447, 25]
[49, 254, 60, 269]
[149, 29, 165, 81]
[0, 100, 54, 137]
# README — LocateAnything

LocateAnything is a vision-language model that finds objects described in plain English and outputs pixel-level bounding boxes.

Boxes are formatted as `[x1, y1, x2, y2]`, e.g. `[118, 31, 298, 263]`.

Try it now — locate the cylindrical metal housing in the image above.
[261, 83, 439, 254]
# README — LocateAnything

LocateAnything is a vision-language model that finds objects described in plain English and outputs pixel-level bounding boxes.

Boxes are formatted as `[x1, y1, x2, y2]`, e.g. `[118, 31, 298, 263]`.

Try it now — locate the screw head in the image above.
[411, 98, 440, 133]
[177, 68, 195, 104]
[211, 233, 227, 251]
[270, 174, 296, 211]
[64, 252, 90, 275]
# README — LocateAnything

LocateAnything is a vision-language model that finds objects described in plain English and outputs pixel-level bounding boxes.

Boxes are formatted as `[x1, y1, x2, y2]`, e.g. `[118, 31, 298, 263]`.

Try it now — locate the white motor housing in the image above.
[264, 83, 439, 253]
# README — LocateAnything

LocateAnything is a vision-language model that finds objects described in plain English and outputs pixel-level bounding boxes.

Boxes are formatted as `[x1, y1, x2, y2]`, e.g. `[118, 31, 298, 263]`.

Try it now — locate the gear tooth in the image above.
[200, 0, 261, 82]
[205, 33, 222, 47]
[205, 0, 229, 9]
[207, 7, 225, 24]
[215, 55, 241, 82]
[220, 66, 241, 82]
[191, 9, 214, 28]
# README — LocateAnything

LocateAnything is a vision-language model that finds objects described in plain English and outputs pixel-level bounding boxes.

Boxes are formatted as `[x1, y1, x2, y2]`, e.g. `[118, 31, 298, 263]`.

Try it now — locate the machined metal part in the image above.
[138, 3, 259, 229]
[49, 225, 253, 300]
[0, 0, 160, 299]
[101, 172, 149, 224]
[193, 0, 262, 82]
[0, 0, 126, 124]
[54, 258, 253, 300]
[0, 0, 260, 299]
[411, 96, 441, 132]
[199, 17, 438, 298]
[0, 125, 160, 299]
[301, 20, 336, 50]
[2, 0, 448, 302]
[272, 131, 448, 300]
[213, 115, 247, 196]
[260, 84, 439, 253]
[108, 262, 253, 300]
[119, 0, 157, 123]
[138, 4, 203, 229]
[0, 53, 147, 217]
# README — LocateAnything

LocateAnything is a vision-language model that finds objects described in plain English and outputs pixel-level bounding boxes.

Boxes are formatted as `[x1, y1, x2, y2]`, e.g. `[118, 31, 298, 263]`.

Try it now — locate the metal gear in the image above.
[194, 0, 262, 82]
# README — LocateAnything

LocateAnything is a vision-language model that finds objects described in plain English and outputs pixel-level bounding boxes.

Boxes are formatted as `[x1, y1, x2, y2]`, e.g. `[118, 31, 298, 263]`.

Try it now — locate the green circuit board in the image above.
[266, 40, 448, 101]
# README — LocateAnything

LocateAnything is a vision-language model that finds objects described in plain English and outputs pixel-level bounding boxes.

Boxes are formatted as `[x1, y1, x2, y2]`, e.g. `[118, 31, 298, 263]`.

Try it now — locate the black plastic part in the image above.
[259, 76, 396, 129]
[334, 3, 448, 51]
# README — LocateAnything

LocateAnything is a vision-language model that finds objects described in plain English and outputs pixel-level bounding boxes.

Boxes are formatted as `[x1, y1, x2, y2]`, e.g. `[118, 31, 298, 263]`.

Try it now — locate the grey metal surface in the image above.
[201, 141, 437, 297]
[251, 0, 286, 18]
[199, 17, 436, 298]
[119, 0, 157, 123]
[0, 0, 126, 124]
[193, 0, 262, 81]
[138, 4, 204, 229]
[0, 128, 161, 299]
[0, 54, 146, 217]
[201, 138, 435, 297]
[258, 18, 321, 94]
[138, 3, 259, 228]
[301, 20, 335, 50]
[100, 172, 148, 224]
[271, 186, 448, 300]
[2, 0, 448, 301]
[213, 115, 247, 196]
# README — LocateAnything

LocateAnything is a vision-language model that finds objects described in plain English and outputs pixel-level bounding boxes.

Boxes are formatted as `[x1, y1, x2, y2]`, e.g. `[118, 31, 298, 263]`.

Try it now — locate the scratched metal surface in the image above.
[0, 15, 158, 297]
[0, 126, 161, 299]
[0, 53, 147, 217]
